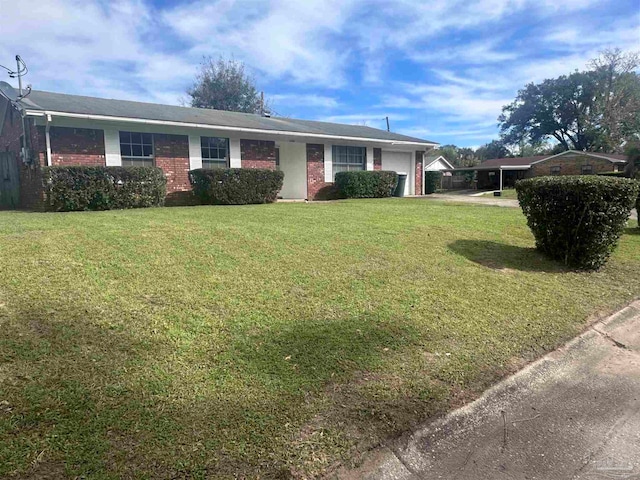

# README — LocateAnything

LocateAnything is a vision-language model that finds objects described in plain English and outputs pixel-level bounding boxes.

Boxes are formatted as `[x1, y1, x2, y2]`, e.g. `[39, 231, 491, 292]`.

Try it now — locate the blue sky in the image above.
[1, 0, 638, 147]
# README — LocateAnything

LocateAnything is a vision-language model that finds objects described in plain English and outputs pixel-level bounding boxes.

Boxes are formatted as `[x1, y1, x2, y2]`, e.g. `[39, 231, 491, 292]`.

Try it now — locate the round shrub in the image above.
[189, 168, 284, 205]
[515, 176, 639, 270]
[334, 171, 398, 198]
[43, 166, 166, 212]
[424, 171, 442, 194]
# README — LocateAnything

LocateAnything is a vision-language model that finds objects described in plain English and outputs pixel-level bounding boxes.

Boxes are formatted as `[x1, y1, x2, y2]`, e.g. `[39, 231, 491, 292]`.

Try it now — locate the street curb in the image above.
[331, 299, 640, 480]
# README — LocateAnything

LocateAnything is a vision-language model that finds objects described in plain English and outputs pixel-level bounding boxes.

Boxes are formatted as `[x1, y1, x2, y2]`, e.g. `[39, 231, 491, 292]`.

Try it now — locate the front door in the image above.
[277, 142, 307, 199]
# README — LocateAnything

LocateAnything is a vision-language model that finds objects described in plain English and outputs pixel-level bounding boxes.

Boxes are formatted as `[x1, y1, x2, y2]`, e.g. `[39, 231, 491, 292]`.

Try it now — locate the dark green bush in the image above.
[189, 168, 284, 205]
[515, 176, 639, 270]
[43, 166, 166, 212]
[424, 171, 442, 194]
[334, 171, 398, 198]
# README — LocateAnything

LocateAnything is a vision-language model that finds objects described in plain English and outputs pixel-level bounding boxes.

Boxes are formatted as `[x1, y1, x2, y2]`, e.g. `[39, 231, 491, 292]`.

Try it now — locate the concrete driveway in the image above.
[335, 301, 640, 480]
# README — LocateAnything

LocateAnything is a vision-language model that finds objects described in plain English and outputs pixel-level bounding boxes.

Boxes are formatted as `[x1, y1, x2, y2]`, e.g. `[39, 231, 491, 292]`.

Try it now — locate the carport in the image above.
[442, 156, 542, 191]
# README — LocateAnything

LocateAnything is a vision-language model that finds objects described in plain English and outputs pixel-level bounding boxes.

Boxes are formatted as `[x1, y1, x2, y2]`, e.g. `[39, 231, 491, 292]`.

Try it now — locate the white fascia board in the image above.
[424, 155, 454, 170]
[24, 110, 437, 148]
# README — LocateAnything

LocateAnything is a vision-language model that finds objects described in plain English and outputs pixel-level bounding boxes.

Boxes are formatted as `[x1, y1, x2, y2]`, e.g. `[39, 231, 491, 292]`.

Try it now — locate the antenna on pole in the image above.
[385, 116, 390, 132]
[0, 55, 32, 165]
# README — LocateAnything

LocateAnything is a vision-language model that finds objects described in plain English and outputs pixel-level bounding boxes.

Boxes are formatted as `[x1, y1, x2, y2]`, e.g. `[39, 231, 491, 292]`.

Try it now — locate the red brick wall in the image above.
[529, 154, 618, 177]
[415, 151, 423, 195]
[306, 143, 329, 200]
[1, 99, 47, 210]
[50, 126, 105, 166]
[241, 139, 276, 169]
[373, 148, 382, 170]
[154, 134, 190, 194]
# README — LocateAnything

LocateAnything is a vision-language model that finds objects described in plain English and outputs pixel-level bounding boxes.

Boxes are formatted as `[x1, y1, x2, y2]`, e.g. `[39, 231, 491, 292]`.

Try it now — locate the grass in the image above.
[1, 198, 639, 479]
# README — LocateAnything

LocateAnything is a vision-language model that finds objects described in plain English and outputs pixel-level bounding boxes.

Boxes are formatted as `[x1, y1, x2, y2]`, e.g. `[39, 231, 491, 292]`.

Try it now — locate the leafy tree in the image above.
[589, 49, 640, 152]
[436, 144, 460, 166]
[458, 147, 480, 167]
[499, 71, 600, 151]
[476, 140, 510, 161]
[499, 49, 640, 153]
[187, 57, 266, 114]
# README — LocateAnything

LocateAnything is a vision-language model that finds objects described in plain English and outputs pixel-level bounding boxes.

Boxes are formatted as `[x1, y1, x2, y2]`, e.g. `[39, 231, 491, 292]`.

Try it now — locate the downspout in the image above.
[45, 114, 52, 166]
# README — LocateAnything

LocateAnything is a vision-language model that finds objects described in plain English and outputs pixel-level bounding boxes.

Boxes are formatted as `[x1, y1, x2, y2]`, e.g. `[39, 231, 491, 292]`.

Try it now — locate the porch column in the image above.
[499, 167, 503, 192]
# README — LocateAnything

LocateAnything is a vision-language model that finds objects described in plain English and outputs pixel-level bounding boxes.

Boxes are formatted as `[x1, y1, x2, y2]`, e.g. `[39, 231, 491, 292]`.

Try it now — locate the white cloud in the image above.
[0, 0, 194, 103]
[162, 0, 358, 87]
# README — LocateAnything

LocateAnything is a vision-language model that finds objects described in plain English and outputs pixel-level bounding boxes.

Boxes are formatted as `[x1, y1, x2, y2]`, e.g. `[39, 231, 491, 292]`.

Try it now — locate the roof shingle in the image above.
[22, 90, 437, 145]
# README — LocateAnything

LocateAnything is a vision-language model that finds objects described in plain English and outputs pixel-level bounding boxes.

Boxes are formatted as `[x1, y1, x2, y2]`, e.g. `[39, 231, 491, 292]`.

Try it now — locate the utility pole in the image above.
[16, 55, 23, 95]
[385, 116, 390, 132]
[260, 91, 264, 116]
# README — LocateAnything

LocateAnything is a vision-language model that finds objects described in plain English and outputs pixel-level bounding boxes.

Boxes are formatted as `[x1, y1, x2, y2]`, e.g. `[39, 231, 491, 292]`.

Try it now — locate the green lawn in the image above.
[1, 199, 639, 479]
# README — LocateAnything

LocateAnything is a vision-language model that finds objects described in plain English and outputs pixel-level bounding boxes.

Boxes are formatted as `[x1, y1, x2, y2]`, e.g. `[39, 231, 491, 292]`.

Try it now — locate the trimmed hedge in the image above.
[189, 168, 284, 205]
[515, 176, 639, 270]
[424, 171, 442, 194]
[334, 171, 398, 198]
[43, 166, 166, 212]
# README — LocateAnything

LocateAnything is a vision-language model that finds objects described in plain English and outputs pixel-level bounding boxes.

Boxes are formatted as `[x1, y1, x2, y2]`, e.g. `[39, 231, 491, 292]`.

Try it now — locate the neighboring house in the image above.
[0, 88, 438, 209]
[424, 154, 454, 172]
[444, 151, 627, 190]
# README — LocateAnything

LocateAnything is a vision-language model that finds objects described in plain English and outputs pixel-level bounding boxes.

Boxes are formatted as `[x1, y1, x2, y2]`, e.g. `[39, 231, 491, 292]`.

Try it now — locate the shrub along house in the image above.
[442, 151, 628, 191]
[0, 87, 438, 209]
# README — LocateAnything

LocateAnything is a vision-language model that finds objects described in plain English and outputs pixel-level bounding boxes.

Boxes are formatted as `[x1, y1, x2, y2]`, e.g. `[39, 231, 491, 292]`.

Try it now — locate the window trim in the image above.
[120, 131, 154, 167]
[200, 136, 229, 169]
[550, 165, 561, 175]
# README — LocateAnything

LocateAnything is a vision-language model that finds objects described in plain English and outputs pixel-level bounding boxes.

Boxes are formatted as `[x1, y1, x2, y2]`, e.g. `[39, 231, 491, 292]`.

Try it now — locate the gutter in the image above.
[24, 110, 437, 148]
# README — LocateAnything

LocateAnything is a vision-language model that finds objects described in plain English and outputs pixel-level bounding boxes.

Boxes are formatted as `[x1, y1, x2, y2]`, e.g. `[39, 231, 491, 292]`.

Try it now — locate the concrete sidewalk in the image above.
[335, 301, 640, 480]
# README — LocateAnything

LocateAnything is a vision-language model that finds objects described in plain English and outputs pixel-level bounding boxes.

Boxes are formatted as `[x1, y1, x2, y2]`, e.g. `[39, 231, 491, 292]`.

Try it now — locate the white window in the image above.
[333, 146, 365, 178]
[120, 132, 154, 167]
[201, 136, 229, 169]
[550, 165, 561, 175]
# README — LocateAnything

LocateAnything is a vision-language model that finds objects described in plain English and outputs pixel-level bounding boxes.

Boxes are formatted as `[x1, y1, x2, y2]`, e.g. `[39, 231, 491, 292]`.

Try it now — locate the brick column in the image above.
[415, 151, 424, 195]
[154, 134, 190, 194]
[307, 143, 329, 200]
[373, 148, 382, 170]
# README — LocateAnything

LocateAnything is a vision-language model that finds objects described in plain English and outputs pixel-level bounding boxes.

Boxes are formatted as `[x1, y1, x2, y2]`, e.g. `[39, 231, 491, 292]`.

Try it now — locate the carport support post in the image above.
[499, 167, 503, 192]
